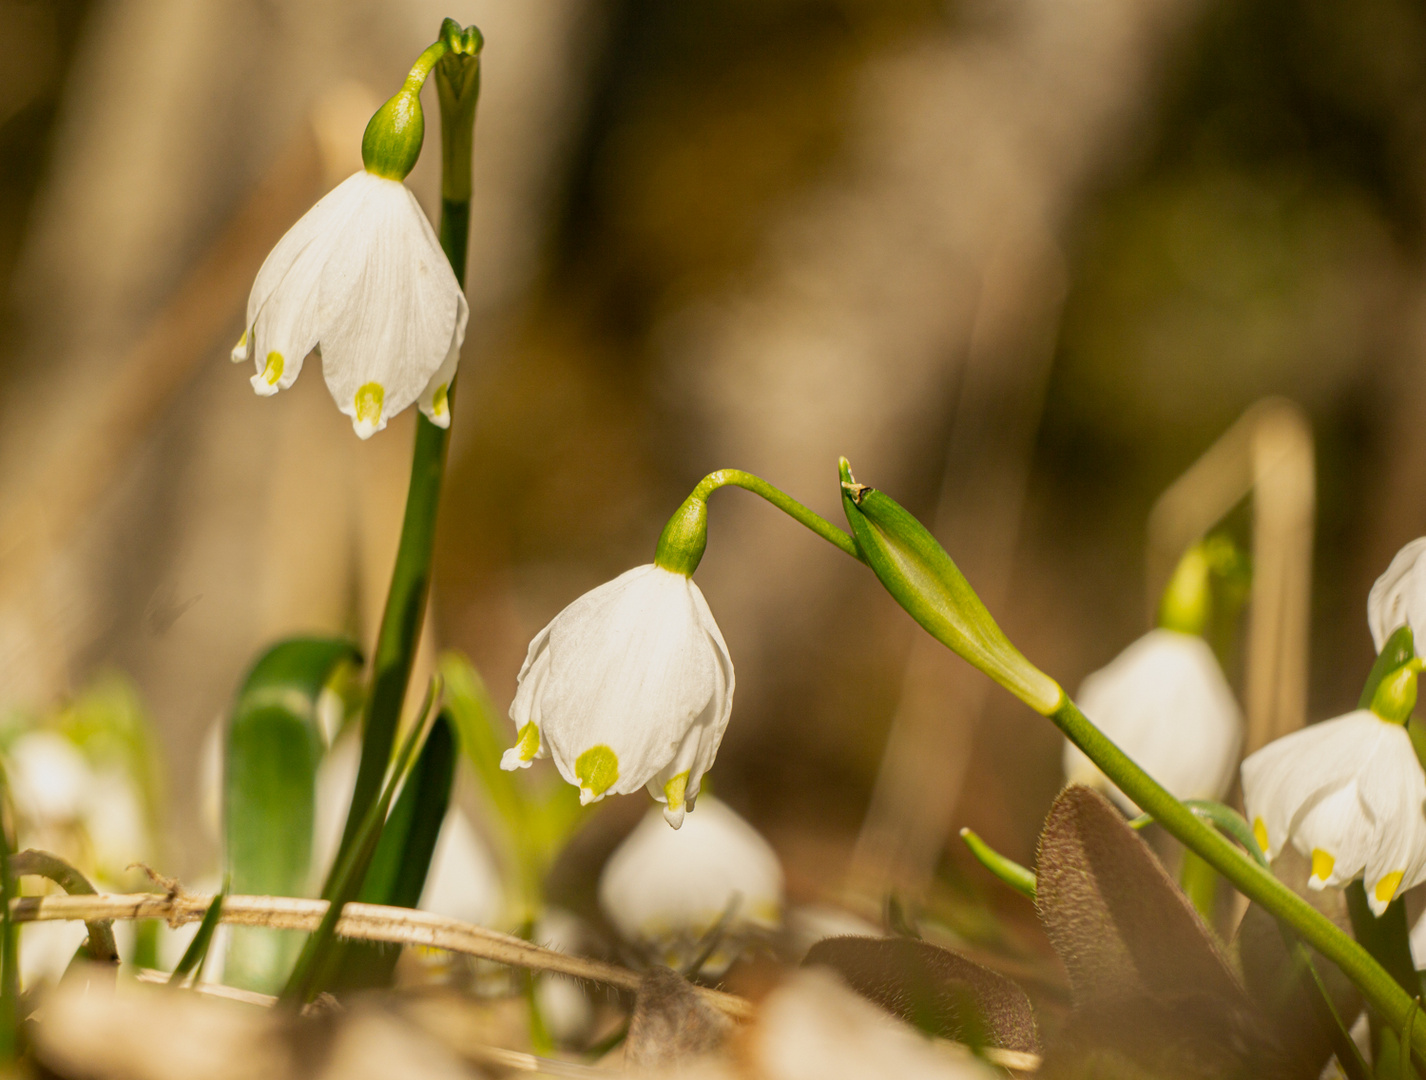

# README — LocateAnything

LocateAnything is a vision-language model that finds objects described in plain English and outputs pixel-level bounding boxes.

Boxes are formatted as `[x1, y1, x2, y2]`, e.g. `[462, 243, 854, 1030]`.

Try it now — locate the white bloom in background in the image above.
[1242, 709, 1426, 914]
[534, 908, 595, 1044]
[231, 170, 468, 438]
[599, 797, 781, 974]
[1063, 629, 1242, 814]
[1369, 538, 1426, 650]
[7, 732, 90, 824]
[752, 969, 994, 1080]
[501, 564, 733, 825]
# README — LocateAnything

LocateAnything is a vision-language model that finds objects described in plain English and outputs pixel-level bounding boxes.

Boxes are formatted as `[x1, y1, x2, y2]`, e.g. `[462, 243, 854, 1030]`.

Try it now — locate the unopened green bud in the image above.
[838, 458, 1061, 714]
[362, 88, 425, 180]
[1371, 658, 1423, 725]
[654, 495, 709, 577]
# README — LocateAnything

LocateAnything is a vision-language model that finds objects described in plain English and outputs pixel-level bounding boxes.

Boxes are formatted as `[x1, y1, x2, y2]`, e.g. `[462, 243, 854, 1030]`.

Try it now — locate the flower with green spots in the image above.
[231, 168, 467, 439]
[500, 564, 733, 826]
[1241, 662, 1426, 915]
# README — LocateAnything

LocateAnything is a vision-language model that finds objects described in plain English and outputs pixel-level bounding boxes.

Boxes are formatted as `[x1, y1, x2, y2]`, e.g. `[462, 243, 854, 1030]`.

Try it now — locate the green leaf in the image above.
[280, 678, 438, 1007]
[441, 654, 525, 834]
[223, 636, 359, 993]
[329, 712, 457, 992]
[837, 459, 1060, 714]
[169, 882, 227, 987]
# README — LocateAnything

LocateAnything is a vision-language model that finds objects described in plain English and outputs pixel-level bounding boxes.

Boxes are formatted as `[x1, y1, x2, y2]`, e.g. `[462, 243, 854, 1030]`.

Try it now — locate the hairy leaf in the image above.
[802, 935, 1039, 1052]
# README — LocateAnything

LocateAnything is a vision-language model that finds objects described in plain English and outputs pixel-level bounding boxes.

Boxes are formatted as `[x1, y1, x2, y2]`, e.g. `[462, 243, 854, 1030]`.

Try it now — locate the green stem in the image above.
[692, 469, 864, 563]
[1053, 694, 1426, 1055]
[334, 37, 480, 867]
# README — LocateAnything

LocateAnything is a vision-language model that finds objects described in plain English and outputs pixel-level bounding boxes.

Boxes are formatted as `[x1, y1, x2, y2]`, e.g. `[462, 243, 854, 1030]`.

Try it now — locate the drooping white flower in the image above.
[1369, 538, 1426, 651]
[1242, 709, 1426, 914]
[1063, 629, 1242, 814]
[231, 169, 468, 439]
[501, 564, 733, 825]
[599, 797, 782, 975]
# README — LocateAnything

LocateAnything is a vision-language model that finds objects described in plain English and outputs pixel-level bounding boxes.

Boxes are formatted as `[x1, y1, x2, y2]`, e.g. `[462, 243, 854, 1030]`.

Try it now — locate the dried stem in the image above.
[12, 893, 751, 1020]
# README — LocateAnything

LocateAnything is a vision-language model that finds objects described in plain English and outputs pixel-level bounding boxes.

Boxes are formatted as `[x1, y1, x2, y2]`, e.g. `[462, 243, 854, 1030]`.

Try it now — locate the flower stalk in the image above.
[334, 19, 482, 867]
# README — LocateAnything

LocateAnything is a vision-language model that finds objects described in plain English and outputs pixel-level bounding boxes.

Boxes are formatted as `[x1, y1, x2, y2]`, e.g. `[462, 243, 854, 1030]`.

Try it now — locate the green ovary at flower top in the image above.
[1062, 542, 1244, 815]
[1242, 660, 1426, 915]
[230, 39, 475, 438]
[500, 495, 732, 828]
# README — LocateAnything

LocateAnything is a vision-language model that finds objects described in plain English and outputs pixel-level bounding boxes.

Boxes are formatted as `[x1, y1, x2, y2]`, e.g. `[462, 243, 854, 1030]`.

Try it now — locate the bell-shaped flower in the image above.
[1369, 538, 1426, 651]
[1242, 693, 1426, 914]
[598, 797, 782, 974]
[231, 169, 468, 439]
[1063, 629, 1242, 814]
[500, 563, 733, 825]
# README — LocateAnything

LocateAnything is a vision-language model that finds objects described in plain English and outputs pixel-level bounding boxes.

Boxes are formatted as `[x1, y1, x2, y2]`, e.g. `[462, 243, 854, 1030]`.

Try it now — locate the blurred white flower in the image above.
[1369, 538, 1426, 651]
[1242, 709, 1426, 914]
[502, 564, 733, 825]
[6, 731, 149, 880]
[751, 969, 994, 1080]
[231, 170, 468, 439]
[533, 908, 594, 1044]
[1063, 629, 1242, 814]
[599, 797, 781, 974]
[8, 731, 90, 823]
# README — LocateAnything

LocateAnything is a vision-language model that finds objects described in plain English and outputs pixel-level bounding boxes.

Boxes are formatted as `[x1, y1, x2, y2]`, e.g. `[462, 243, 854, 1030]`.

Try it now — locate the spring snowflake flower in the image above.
[1063, 629, 1242, 814]
[500, 564, 733, 825]
[1369, 538, 1426, 651]
[231, 170, 468, 439]
[1242, 691, 1426, 914]
[598, 797, 782, 974]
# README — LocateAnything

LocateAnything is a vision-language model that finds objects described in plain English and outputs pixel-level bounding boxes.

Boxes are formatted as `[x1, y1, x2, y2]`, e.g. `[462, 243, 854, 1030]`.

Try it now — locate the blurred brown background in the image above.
[0, 0, 1423, 904]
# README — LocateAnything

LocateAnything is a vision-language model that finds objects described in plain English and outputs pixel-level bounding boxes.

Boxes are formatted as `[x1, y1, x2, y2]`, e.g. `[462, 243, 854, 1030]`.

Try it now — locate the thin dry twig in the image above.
[12, 892, 753, 1020]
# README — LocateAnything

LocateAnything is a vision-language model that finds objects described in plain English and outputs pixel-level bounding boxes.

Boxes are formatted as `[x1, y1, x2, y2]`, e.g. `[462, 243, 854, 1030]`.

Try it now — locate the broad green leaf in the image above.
[330, 712, 456, 992]
[223, 637, 359, 993]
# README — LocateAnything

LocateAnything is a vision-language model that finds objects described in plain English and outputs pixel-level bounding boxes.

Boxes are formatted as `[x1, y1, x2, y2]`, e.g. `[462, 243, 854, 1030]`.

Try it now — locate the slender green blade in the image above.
[282, 680, 438, 1006]
[441, 654, 526, 832]
[958, 828, 1036, 900]
[223, 637, 359, 992]
[169, 882, 228, 987]
[330, 712, 456, 991]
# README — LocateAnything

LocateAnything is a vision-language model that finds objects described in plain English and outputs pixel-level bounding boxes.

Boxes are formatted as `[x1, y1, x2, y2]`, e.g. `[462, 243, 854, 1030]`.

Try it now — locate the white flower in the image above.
[1369, 538, 1426, 651]
[1063, 629, 1242, 814]
[752, 969, 994, 1080]
[598, 797, 782, 974]
[231, 170, 468, 439]
[1242, 710, 1426, 914]
[501, 564, 733, 824]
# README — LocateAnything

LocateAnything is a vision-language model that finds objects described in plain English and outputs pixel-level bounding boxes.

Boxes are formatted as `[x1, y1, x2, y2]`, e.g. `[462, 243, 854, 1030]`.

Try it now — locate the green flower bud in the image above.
[654, 495, 709, 577]
[1371, 658, 1424, 725]
[361, 88, 425, 180]
[838, 458, 1062, 714]
[1158, 543, 1212, 636]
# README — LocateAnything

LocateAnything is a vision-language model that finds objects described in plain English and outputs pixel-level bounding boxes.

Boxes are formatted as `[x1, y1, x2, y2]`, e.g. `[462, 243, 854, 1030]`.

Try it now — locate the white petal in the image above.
[417, 294, 469, 428]
[534, 566, 719, 798]
[1368, 538, 1426, 651]
[1241, 711, 1379, 861]
[1293, 781, 1372, 889]
[319, 178, 463, 436]
[1359, 722, 1426, 913]
[1071, 630, 1242, 814]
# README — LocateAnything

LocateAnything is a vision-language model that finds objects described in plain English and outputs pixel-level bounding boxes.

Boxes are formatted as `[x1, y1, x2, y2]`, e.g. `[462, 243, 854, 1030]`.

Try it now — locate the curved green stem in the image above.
[334, 33, 481, 866]
[693, 469, 864, 563]
[1053, 694, 1426, 1055]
